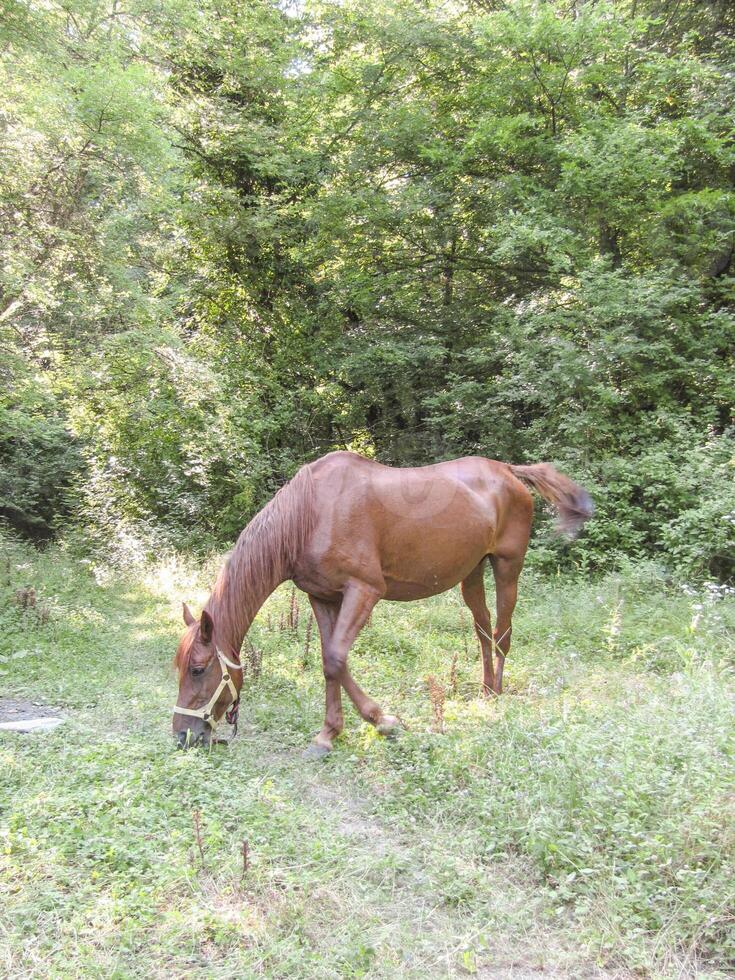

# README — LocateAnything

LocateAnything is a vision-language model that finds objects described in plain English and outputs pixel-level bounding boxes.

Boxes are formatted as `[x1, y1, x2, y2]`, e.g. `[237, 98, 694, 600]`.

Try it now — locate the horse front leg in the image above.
[340, 669, 400, 737]
[305, 595, 345, 758]
[307, 580, 397, 756]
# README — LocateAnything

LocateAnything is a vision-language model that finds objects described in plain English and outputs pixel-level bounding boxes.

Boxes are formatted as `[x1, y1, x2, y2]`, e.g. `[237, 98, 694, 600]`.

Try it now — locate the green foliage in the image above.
[0, 405, 82, 541]
[0, 354, 84, 539]
[1, 0, 733, 576]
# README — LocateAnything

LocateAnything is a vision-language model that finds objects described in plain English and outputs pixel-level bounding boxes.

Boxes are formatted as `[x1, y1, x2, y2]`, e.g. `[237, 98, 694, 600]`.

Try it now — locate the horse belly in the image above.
[380, 518, 492, 601]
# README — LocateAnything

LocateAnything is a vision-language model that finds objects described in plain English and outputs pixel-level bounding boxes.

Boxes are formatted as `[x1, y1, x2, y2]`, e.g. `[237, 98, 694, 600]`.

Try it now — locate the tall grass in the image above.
[1, 532, 733, 977]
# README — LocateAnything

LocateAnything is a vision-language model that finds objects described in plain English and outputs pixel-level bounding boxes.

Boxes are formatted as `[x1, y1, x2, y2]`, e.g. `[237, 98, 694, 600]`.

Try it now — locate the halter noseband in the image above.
[174, 648, 243, 734]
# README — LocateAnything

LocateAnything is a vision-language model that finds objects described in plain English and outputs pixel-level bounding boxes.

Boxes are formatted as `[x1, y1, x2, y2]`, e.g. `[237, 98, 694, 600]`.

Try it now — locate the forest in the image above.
[2, 0, 733, 573]
[1, 2, 735, 978]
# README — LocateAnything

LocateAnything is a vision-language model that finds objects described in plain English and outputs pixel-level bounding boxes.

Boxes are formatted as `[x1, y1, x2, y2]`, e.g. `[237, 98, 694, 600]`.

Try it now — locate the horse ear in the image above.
[182, 602, 196, 627]
[200, 609, 214, 643]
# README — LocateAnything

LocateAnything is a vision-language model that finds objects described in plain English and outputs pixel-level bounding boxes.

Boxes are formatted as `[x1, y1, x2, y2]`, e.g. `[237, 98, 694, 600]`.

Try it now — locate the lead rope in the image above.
[225, 698, 240, 738]
[218, 649, 242, 739]
[474, 622, 511, 660]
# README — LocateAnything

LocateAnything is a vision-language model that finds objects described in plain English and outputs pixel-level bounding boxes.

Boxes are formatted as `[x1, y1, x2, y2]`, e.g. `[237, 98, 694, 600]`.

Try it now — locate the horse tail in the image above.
[509, 463, 593, 538]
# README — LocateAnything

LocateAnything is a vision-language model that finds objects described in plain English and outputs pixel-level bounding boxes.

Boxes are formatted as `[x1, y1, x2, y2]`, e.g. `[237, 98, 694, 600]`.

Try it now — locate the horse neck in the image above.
[205, 520, 290, 654]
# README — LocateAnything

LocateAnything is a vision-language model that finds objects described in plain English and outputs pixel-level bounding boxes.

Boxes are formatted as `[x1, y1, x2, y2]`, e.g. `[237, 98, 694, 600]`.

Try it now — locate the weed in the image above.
[288, 583, 299, 631]
[426, 675, 446, 734]
[301, 614, 313, 671]
[193, 809, 206, 869]
[13, 586, 36, 610]
[242, 637, 263, 680]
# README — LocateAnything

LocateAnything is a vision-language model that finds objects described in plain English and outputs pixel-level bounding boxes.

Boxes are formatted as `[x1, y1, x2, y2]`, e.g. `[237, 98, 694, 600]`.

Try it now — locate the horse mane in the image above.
[174, 629, 196, 673]
[202, 463, 316, 653]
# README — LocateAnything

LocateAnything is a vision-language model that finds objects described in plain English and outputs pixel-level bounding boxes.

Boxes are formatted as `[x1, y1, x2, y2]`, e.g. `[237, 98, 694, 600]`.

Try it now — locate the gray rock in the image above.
[0, 716, 64, 733]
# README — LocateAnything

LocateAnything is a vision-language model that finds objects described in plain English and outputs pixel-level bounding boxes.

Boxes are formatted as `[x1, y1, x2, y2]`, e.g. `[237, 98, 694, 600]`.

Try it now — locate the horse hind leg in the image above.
[489, 552, 524, 695]
[461, 560, 496, 696]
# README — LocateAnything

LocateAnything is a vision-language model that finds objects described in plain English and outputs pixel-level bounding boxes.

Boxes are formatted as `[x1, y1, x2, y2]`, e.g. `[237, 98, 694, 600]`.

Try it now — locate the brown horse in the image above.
[173, 451, 592, 753]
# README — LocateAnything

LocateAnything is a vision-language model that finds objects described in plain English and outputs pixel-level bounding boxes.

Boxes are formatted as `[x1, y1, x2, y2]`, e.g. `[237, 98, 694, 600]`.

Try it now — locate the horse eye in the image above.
[191, 665, 206, 677]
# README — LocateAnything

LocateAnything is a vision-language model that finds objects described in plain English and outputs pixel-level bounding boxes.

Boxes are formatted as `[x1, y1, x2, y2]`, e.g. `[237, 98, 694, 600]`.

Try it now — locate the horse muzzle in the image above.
[175, 726, 211, 750]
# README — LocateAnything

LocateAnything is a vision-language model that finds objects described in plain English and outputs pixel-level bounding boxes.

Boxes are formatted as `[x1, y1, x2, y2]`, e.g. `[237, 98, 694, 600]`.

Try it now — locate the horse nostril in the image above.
[176, 730, 198, 750]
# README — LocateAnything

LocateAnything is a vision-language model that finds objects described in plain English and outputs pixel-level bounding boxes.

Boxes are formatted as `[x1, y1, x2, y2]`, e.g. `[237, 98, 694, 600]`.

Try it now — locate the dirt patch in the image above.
[301, 778, 395, 855]
[0, 699, 63, 723]
[477, 964, 628, 979]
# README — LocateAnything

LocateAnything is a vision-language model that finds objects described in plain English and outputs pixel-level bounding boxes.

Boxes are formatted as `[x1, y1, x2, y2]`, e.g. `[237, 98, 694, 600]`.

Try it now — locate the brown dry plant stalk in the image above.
[193, 810, 206, 868]
[288, 584, 299, 630]
[246, 638, 263, 680]
[14, 586, 36, 609]
[301, 614, 313, 670]
[242, 637, 262, 680]
[449, 651, 458, 696]
[426, 675, 446, 734]
[459, 603, 469, 659]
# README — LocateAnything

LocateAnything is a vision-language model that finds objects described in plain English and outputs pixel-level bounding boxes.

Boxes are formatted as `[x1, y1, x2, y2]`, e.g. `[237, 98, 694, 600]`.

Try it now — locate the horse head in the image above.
[172, 604, 243, 749]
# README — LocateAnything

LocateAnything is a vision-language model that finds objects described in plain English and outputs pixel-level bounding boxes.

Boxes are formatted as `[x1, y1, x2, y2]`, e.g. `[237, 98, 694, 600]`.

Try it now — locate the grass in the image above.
[1, 533, 734, 978]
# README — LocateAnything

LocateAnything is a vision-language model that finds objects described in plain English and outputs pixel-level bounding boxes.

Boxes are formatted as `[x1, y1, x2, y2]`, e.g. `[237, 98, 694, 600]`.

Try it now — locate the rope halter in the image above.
[173, 648, 243, 733]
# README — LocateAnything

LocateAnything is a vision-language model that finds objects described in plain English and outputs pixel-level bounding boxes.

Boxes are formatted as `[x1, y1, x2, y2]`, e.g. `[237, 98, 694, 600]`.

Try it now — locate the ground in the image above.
[0, 534, 733, 979]
[0, 698, 63, 723]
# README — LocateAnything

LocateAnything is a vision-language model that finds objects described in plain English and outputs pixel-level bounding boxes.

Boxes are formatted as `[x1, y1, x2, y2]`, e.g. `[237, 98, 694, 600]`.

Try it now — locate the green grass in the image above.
[1, 533, 734, 978]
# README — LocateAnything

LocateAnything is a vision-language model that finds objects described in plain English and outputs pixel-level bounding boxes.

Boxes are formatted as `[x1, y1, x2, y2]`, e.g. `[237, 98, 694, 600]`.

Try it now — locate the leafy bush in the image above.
[0, 404, 84, 541]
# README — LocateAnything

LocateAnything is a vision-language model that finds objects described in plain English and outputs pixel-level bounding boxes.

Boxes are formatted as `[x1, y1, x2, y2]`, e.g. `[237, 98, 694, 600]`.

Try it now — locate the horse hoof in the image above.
[376, 715, 401, 738]
[303, 743, 332, 760]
